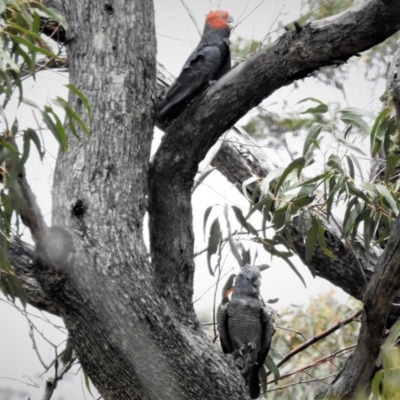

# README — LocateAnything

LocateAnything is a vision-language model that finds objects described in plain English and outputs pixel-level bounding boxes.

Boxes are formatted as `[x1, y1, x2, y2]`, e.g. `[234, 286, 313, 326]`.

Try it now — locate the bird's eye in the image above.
[246, 277, 250, 281]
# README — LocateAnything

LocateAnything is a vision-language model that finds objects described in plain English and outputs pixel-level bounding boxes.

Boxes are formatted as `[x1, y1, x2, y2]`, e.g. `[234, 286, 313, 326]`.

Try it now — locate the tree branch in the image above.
[314, 48, 400, 400]
[317, 214, 400, 398]
[17, 172, 48, 244]
[6, 239, 58, 315]
[275, 309, 362, 371]
[150, 0, 400, 319]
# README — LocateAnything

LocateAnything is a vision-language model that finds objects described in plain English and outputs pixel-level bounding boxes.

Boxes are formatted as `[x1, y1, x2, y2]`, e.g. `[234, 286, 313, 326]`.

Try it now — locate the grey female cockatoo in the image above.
[218, 265, 274, 399]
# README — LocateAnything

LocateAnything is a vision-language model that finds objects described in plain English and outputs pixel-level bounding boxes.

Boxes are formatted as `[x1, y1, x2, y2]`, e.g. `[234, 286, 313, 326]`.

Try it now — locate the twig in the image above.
[20, 57, 68, 80]
[27, 318, 49, 370]
[193, 128, 231, 193]
[193, 267, 234, 304]
[275, 309, 362, 370]
[271, 346, 355, 384]
[194, 230, 261, 257]
[0, 376, 39, 388]
[179, 0, 201, 37]
[330, 214, 368, 287]
[42, 348, 76, 400]
[212, 240, 227, 340]
[266, 372, 339, 392]
[192, 167, 216, 193]
[274, 324, 339, 369]
[234, 0, 267, 30]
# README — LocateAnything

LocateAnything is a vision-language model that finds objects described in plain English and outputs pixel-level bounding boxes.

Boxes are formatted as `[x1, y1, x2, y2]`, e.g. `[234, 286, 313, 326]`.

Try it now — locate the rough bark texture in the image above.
[7, 0, 400, 399]
[41, 1, 247, 399]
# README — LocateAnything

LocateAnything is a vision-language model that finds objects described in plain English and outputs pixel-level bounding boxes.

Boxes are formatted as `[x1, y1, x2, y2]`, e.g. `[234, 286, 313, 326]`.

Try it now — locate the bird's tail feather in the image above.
[249, 369, 260, 399]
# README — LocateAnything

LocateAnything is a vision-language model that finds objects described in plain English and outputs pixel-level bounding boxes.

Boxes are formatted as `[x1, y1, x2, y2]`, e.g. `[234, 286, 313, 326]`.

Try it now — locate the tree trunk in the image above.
[43, 1, 247, 399]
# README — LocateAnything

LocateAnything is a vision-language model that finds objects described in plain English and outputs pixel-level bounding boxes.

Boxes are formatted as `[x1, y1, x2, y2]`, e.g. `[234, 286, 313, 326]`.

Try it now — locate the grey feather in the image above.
[156, 16, 232, 124]
[217, 265, 274, 399]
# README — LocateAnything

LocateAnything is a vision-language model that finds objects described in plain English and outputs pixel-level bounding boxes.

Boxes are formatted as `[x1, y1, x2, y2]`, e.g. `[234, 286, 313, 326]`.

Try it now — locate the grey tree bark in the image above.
[6, 0, 400, 399]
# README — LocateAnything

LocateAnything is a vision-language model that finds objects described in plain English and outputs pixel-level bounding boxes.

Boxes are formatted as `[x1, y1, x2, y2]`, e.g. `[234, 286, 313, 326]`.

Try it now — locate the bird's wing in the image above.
[218, 304, 233, 354]
[258, 306, 275, 367]
[166, 44, 223, 100]
[156, 45, 224, 123]
[214, 39, 231, 80]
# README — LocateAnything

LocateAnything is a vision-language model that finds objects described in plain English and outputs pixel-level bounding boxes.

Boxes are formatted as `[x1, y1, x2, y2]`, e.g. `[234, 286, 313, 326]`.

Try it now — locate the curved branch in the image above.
[150, 0, 400, 317]
[6, 239, 58, 315]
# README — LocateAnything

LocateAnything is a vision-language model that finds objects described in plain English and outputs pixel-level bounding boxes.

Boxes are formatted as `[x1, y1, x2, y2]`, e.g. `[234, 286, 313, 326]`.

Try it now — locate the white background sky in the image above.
[0, 0, 385, 399]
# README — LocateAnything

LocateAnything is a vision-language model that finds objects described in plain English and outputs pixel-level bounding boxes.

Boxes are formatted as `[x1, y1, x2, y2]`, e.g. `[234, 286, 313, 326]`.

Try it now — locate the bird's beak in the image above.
[253, 278, 261, 294]
[227, 15, 234, 30]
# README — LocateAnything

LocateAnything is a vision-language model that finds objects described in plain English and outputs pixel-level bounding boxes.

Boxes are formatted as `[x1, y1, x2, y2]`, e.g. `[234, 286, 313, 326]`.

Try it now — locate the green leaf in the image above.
[349, 154, 363, 180]
[228, 234, 243, 267]
[259, 365, 267, 394]
[264, 354, 280, 383]
[0, 252, 27, 308]
[240, 244, 252, 265]
[362, 210, 374, 252]
[35, 3, 68, 29]
[231, 206, 250, 233]
[343, 197, 359, 236]
[280, 251, 306, 287]
[316, 220, 336, 260]
[300, 104, 328, 114]
[337, 137, 366, 156]
[296, 97, 327, 106]
[10, 35, 57, 59]
[82, 369, 92, 394]
[340, 114, 371, 135]
[305, 217, 318, 263]
[274, 157, 305, 195]
[303, 124, 323, 156]
[66, 84, 91, 118]
[207, 217, 221, 276]
[203, 206, 213, 239]
[0, 137, 19, 154]
[32, 11, 41, 34]
[24, 128, 44, 159]
[370, 107, 391, 149]
[42, 107, 68, 152]
[22, 97, 40, 109]
[262, 201, 271, 239]
[327, 155, 344, 174]
[259, 170, 282, 198]
[383, 320, 400, 353]
[371, 370, 383, 398]
[338, 107, 375, 119]
[376, 183, 399, 216]
[53, 97, 90, 137]
[346, 155, 355, 180]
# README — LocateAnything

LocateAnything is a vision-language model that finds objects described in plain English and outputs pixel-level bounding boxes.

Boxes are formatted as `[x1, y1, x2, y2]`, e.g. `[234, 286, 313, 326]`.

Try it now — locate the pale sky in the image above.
[0, 1, 383, 399]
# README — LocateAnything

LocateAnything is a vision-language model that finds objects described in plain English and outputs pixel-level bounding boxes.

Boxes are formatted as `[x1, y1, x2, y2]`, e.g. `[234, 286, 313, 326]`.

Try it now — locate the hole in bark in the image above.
[104, 4, 114, 14]
[71, 199, 87, 217]
[112, 45, 117, 51]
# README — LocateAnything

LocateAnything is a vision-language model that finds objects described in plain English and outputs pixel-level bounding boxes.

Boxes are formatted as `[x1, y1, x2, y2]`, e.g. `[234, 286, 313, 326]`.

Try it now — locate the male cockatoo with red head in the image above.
[156, 10, 233, 124]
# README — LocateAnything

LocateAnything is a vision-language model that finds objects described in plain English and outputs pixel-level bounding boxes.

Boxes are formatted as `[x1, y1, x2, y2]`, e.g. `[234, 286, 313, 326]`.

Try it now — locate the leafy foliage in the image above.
[0, 0, 90, 305]
[239, 100, 400, 269]
[264, 294, 360, 399]
[372, 320, 400, 400]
